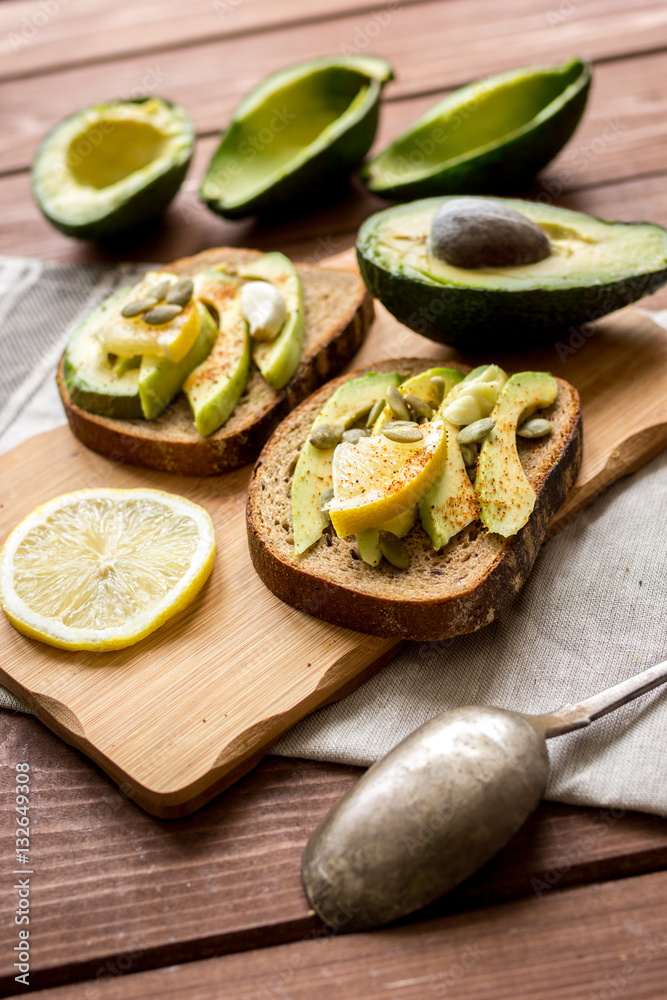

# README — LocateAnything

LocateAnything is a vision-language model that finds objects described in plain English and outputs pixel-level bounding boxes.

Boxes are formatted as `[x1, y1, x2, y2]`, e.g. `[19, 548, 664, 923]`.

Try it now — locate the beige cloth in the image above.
[1, 257, 666, 815]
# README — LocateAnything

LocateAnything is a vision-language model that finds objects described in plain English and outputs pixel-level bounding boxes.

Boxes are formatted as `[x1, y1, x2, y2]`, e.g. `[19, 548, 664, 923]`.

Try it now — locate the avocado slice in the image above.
[362, 58, 590, 200]
[200, 56, 392, 219]
[356, 509, 416, 567]
[357, 197, 667, 346]
[476, 372, 558, 537]
[63, 292, 218, 421]
[239, 253, 305, 389]
[371, 366, 463, 432]
[183, 273, 251, 437]
[63, 288, 143, 419]
[292, 372, 401, 555]
[138, 303, 218, 420]
[32, 97, 194, 241]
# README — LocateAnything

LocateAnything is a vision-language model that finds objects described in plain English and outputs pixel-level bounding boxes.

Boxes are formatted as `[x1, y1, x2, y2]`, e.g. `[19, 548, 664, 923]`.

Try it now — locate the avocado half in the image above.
[32, 97, 195, 241]
[200, 55, 393, 219]
[362, 58, 591, 200]
[356, 197, 667, 347]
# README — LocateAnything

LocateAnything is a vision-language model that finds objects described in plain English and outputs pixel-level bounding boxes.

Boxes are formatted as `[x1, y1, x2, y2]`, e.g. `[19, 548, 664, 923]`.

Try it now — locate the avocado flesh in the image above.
[182, 272, 251, 438]
[476, 372, 558, 537]
[63, 288, 144, 419]
[292, 372, 401, 555]
[32, 98, 194, 241]
[357, 197, 667, 345]
[201, 56, 392, 219]
[363, 58, 590, 199]
[239, 253, 305, 389]
[138, 303, 218, 420]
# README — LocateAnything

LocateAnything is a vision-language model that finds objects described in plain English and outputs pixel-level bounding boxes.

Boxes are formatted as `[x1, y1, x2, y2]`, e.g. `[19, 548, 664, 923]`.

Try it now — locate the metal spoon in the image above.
[302, 659, 667, 932]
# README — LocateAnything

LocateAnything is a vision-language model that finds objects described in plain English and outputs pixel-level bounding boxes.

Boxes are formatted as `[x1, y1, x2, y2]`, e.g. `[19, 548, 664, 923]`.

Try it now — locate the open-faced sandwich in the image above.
[247, 359, 582, 640]
[57, 248, 373, 475]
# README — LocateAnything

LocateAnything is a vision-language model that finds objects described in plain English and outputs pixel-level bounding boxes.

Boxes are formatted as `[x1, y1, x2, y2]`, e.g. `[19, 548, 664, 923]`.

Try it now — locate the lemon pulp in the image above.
[0, 488, 215, 651]
[328, 420, 447, 536]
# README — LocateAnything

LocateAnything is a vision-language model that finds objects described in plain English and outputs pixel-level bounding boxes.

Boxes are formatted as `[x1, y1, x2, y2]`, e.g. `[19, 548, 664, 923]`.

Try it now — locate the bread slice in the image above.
[57, 248, 373, 475]
[246, 358, 583, 641]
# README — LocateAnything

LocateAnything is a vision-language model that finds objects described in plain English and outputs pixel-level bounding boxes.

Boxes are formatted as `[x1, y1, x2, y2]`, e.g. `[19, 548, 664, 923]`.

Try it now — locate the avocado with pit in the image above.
[200, 55, 393, 219]
[476, 372, 558, 537]
[238, 252, 305, 389]
[292, 372, 402, 555]
[356, 196, 667, 347]
[362, 58, 590, 200]
[32, 98, 195, 242]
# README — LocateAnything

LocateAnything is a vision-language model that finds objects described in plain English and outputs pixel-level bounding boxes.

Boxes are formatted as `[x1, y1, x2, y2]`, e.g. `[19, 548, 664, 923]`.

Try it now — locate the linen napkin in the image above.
[1, 256, 666, 816]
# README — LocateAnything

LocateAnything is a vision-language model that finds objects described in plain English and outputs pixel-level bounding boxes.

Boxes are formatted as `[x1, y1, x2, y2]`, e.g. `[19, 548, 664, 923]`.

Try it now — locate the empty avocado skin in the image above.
[32, 97, 195, 242]
[356, 196, 667, 348]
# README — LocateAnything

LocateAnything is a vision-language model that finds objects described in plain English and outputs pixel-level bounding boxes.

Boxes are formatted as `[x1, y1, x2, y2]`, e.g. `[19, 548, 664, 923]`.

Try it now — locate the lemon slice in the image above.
[0, 488, 215, 651]
[328, 420, 447, 536]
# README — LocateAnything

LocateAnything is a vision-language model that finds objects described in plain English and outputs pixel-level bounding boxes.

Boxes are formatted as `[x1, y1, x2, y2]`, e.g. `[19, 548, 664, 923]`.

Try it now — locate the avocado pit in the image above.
[429, 197, 552, 269]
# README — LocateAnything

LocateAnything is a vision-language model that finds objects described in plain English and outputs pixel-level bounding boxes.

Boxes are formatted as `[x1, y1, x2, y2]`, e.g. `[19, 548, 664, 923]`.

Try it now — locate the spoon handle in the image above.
[528, 658, 667, 739]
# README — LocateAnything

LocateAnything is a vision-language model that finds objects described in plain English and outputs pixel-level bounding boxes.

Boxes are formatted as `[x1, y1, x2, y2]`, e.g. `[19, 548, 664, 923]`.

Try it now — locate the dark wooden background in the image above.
[1, 0, 667, 996]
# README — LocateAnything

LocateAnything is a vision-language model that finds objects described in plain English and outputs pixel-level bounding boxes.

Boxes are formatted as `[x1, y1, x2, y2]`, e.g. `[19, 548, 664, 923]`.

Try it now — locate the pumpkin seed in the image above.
[517, 417, 553, 438]
[459, 443, 478, 467]
[430, 376, 446, 404]
[120, 296, 159, 318]
[148, 279, 172, 301]
[404, 394, 434, 419]
[457, 417, 495, 444]
[382, 420, 418, 430]
[309, 424, 341, 450]
[382, 425, 423, 443]
[366, 398, 386, 428]
[386, 385, 410, 421]
[143, 304, 183, 325]
[341, 428, 370, 444]
[166, 277, 194, 308]
[379, 531, 410, 570]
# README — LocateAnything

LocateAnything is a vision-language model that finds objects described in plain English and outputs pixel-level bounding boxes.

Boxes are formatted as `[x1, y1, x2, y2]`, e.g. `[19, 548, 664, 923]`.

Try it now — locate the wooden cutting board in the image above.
[1, 253, 666, 817]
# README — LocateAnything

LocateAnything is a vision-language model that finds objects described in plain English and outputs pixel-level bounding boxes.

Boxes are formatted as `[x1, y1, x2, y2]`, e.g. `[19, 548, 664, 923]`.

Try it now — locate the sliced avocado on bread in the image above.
[356, 196, 667, 347]
[246, 358, 582, 641]
[57, 247, 374, 476]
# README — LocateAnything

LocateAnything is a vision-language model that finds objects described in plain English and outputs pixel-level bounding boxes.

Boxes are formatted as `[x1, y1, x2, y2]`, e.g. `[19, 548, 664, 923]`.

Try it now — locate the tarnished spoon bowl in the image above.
[303, 659, 667, 932]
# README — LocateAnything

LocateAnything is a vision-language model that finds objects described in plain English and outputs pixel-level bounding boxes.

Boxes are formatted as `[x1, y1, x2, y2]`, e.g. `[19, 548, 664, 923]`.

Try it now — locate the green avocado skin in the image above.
[357, 250, 667, 348]
[32, 97, 195, 242]
[363, 59, 591, 200]
[203, 101, 381, 220]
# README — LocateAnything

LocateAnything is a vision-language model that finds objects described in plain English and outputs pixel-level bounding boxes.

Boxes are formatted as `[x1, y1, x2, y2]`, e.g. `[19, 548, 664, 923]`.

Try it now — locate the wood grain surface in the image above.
[2, 0, 667, 995]
[1, 712, 666, 994]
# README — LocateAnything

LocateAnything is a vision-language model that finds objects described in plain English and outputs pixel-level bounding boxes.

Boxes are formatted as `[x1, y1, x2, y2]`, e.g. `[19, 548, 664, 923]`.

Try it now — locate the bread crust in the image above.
[246, 358, 583, 641]
[57, 247, 374, 476]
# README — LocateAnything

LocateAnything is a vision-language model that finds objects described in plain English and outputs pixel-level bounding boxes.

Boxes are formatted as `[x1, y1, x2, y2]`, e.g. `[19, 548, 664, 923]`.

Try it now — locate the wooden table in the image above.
[1, 1, 667, 996]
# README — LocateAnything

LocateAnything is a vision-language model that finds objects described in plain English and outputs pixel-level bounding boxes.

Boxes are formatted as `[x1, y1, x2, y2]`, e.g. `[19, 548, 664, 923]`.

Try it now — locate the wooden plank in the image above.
[1, 712, 666, 993]
[20, 867, 667, 999]
[3, 0, 667, 173]
[0, 0, 427, 81]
